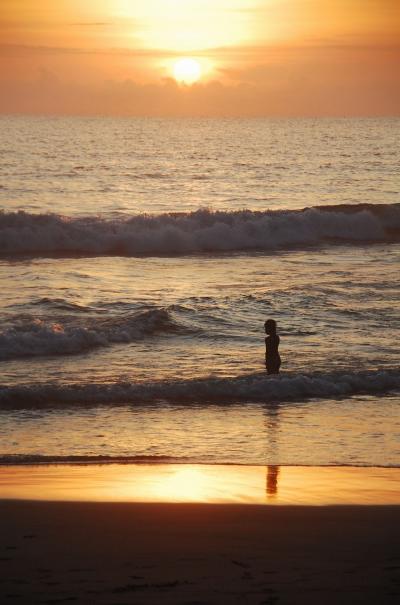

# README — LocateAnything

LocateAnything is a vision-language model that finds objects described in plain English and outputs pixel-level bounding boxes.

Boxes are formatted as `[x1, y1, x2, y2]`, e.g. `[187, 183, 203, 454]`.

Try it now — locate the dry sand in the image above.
[0, 500, 399, 604]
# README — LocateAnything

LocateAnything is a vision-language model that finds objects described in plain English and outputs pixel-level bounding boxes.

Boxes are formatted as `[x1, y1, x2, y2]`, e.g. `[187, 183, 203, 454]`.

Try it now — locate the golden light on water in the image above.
[1, 465, 399, 505]
[173, 58, 202, 84]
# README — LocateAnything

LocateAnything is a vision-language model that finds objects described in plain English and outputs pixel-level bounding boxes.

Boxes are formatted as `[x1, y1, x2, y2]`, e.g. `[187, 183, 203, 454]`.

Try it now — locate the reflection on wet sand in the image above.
[0, 464, 399, 505]
[266, 465, 280, 499]
[264, 402, 281, 500]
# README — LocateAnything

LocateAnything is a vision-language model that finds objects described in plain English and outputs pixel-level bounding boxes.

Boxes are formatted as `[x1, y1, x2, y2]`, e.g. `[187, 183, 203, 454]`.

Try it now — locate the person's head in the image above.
[264, 319, 277, 335]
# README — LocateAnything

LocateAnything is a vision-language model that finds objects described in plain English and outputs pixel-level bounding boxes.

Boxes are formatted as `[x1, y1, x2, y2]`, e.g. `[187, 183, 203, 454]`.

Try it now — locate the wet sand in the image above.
[1, 464, 400, 505]
[1, 500, 399, 604]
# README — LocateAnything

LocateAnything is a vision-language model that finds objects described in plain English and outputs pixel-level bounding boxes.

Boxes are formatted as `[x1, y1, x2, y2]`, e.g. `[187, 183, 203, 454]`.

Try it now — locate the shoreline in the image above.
[1, 460, 399, 467]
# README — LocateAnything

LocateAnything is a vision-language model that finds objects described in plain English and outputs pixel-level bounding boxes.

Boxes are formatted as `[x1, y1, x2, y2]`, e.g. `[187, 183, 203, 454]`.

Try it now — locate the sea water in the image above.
[0, 117, 399, 467]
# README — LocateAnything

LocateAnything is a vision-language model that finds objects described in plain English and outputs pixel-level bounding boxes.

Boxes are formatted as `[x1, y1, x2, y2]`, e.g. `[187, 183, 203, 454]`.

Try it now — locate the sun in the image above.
[173, 58, 202, 84]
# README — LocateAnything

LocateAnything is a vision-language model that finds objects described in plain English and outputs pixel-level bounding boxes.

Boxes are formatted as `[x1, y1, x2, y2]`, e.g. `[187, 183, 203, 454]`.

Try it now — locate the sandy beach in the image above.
[0, 499, 399, 604]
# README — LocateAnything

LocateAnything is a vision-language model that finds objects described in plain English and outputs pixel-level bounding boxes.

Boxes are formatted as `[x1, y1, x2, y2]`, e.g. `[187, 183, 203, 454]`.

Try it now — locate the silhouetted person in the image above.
[264, 319, 281, 374]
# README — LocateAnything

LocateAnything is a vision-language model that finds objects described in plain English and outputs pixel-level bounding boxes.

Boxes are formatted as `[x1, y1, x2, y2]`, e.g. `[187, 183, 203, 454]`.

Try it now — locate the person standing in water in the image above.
[264, 319, 281, 374]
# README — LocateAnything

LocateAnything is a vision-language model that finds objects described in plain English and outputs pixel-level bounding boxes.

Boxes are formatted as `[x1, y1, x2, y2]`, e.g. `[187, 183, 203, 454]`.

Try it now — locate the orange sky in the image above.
[1, 0, 399, 116]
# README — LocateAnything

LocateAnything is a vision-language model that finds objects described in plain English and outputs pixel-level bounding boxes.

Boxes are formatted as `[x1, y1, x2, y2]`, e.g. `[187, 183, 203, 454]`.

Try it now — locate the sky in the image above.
[1, 0, 399, 116]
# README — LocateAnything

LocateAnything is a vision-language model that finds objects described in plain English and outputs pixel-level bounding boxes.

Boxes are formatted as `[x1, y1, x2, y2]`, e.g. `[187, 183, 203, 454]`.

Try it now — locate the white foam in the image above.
[0, 308, 181, 360]
[1, 369, 398, 407]
[1, 204, 398, 257]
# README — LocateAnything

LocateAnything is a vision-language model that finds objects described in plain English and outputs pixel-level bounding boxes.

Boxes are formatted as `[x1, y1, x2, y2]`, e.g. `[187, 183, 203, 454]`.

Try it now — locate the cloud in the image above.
[0, 43, 169, 58]
[70, 22, 114, 27]
[1, 60, 399, 118]
[0, 21, 399, 117]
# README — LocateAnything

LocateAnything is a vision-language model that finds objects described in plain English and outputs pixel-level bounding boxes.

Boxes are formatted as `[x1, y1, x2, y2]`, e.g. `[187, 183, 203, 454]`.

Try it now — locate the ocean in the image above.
[0, 116, 399, 468]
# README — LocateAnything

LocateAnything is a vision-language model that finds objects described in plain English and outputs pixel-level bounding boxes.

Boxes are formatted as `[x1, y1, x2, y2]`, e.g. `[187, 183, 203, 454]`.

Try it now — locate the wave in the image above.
[0, 454, 191, 466]
[1, 203, 399, 257]
[0, 454, 397, 467]
[0, 308, 186, 361]
[1, 368, 398, 408]
[31, 297, 96, 313]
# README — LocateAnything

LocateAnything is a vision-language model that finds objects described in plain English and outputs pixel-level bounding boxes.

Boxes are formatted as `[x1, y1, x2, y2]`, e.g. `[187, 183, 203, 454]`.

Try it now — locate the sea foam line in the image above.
[0, 369, 399, 408]
[0, 454, 397, 467]
[1, 203, 399, 257]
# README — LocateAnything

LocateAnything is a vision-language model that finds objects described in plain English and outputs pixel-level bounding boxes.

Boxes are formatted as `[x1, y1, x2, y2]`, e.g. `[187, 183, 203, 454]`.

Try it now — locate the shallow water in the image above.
[1, 117, 398, 215]
[0, 117, 399, 468]
[1, 394, 399, 467]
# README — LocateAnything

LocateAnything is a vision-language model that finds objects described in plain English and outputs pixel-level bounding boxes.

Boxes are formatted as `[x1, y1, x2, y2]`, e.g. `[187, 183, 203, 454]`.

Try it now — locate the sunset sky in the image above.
[1, 0, 399, 116]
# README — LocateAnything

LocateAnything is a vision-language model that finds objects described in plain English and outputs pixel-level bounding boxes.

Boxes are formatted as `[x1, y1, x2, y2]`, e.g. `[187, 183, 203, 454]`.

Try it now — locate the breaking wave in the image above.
[1, 203, 399, 257]
[0, 454, 396, 467]
[0, 368, 398, 408]
[0, 308, 186, 361]
[0, 454, 191, 466]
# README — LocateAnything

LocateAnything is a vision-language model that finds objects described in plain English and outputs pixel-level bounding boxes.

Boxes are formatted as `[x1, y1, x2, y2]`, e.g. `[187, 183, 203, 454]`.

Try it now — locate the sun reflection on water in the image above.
[0, 464, 399, 505]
